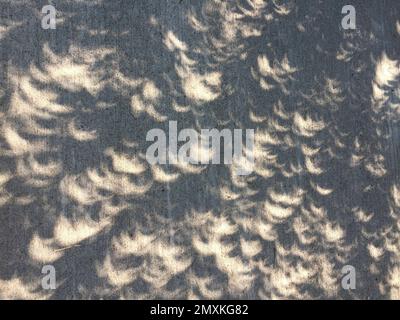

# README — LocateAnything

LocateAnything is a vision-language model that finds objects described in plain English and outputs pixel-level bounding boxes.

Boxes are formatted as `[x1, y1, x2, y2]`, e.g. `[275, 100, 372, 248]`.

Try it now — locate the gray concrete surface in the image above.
[0, 0, 400, 299]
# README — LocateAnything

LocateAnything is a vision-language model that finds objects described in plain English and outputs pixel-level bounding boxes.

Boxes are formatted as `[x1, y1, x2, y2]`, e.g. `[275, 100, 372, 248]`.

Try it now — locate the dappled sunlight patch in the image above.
[98, 231, 192, 292]
[13, 73, 73, 116]
[67, 119, 97, 142]
[268, 186, 304, 207]
[191, 213, 255, 294]
[131, 80, 168, 122]
[178, 69, 222, 105]
[269, 243, 321, 299]
[323, 222, 345, 244]
[2, 122, 47, 155]
[96, 253, 138, 288]
[1, 0, 400, 300]
[374, 53, 399, 88]
[105, 148, 147, 176]
[0, 277, 50, 300]
[188, 274, 224, 299]
[0, 171, 11, 206]
[240, 237, 262, 258]
[264, 199, 295, 223]
[60, 174, 102, 206]
[28, 234, 64, 264]
[54, 215, 111, 247]
[39, 44, 110, 95]
[113, 231, 156, 257]
[151, 164, 180, 183]
[86, 166, 152, 196]
[304, 156, 325, 175]
[16, 155, 62, 188]
[364, 154, 387, 177]
[387, 266, 400, 299]
[273, 0, 295, 16]
[164, 31, 188, 52]
[293, 112, 325, 138]
[372, 52, 400, 113]
[255, 54, 298, 94]
[391, 184, 400, 208]
[310, 180, 333, 196]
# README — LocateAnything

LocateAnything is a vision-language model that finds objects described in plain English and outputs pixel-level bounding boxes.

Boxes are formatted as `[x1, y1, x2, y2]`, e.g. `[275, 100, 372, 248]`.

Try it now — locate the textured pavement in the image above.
[0, 0, 400, 299]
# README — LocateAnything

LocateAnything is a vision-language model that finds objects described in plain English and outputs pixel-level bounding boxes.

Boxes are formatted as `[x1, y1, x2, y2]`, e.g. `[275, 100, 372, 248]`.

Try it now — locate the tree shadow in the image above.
[0, 0, 400, 299]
